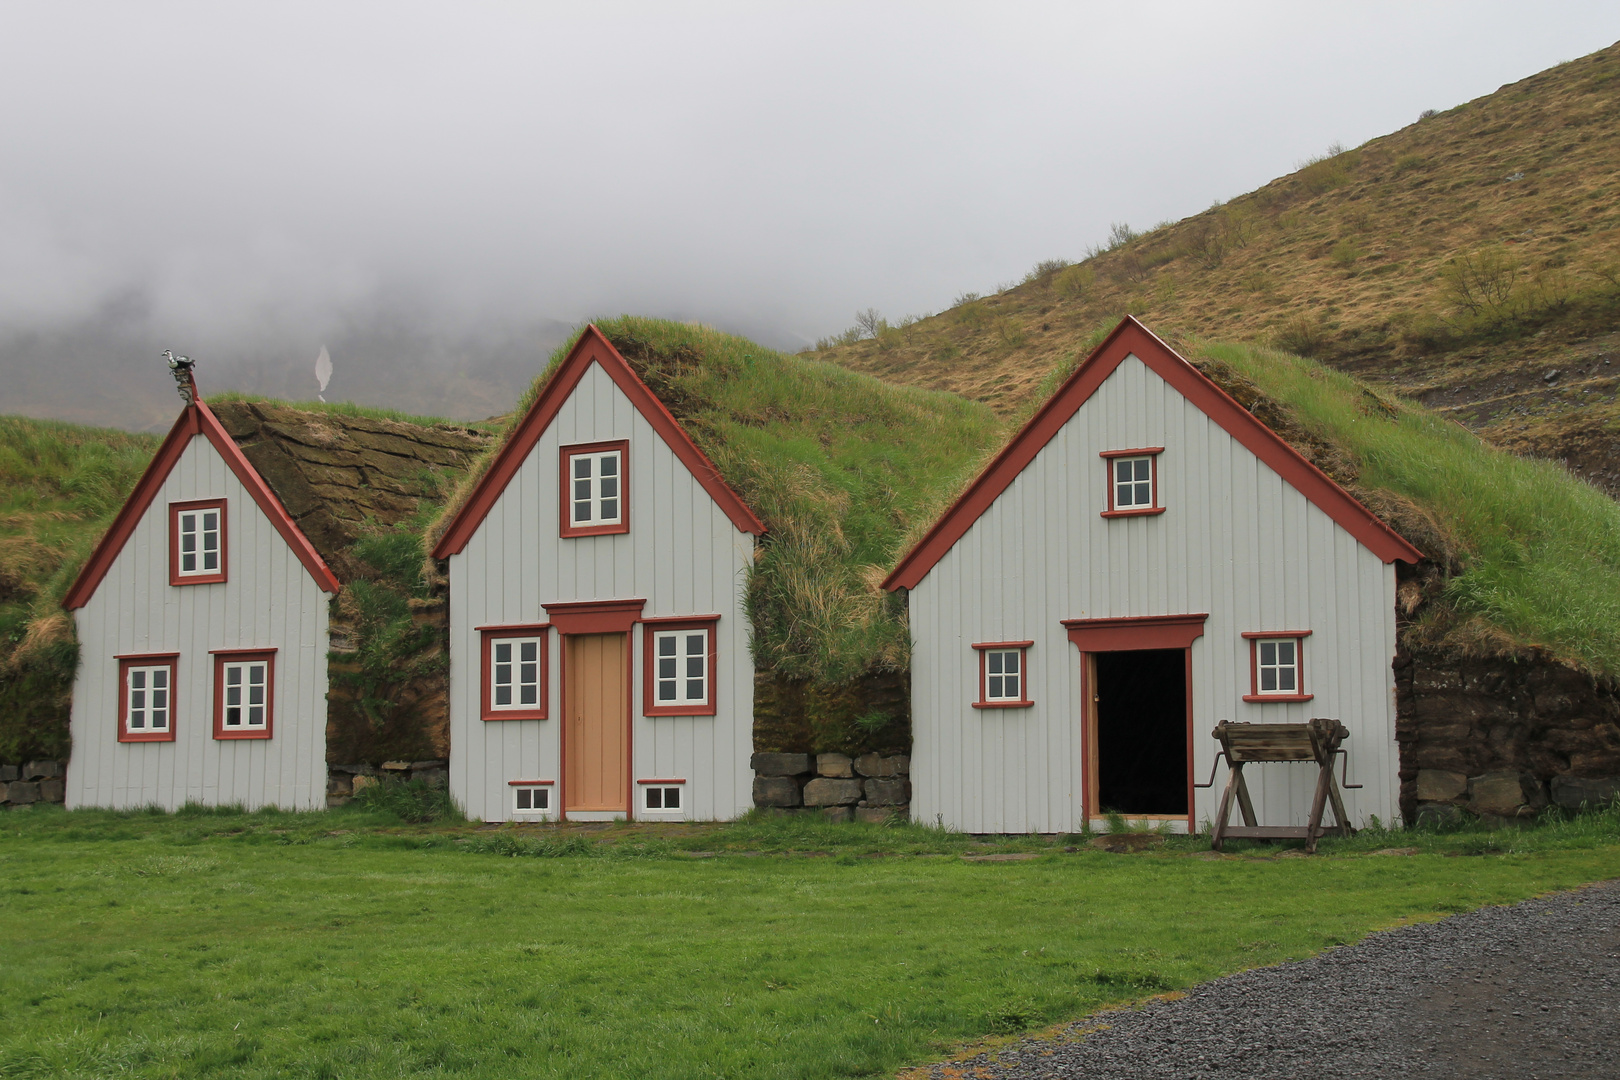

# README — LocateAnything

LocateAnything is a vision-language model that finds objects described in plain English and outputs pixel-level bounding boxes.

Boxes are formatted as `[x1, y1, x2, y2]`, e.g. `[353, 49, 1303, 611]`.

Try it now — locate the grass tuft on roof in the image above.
[1173, 338, 1620, 677]
[433, 317, 1005, 686]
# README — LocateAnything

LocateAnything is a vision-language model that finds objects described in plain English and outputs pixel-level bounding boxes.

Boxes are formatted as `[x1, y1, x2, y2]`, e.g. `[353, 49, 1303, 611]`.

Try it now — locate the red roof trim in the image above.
[64, 401, 340, 609]
[883, 317, 1422, 590]
[433, 325, 766, 558]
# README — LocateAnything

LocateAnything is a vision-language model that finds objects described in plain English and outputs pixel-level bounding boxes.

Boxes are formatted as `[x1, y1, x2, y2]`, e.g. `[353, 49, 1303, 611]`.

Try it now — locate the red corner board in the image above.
[432, 324, 765, 559]
[883, 316, 1423, 592]
[63, 400, 340, 610]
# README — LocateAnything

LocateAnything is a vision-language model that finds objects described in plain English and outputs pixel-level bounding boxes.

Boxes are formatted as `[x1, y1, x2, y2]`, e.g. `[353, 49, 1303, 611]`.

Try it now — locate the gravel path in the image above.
[917, 879, 1620, 1080]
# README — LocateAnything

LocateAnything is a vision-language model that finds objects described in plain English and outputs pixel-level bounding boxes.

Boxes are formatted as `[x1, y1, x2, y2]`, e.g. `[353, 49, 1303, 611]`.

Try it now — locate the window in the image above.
[212, 650, 275, 739]
[640, 780, 685, 813]
[117, 654, 179, 742]
[972, 641, 1034, 709]
[560, 440, 630, 537]
[169, 499, 228, 584]
[1099, 448, 1166, 518]
[642, 617, 720, 716]
[1243, 631, 1314, 702]
[511, 782, 553, 815]
[480, 626, 550, 720]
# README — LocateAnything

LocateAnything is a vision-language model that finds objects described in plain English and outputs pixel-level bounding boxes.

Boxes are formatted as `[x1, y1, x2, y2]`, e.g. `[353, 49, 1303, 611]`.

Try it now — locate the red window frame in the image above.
[641, 616, 720, 717]
[211, 648, 276, 740]
[1099, 447, 1166, 518]
[1242, 630, 1314, 702]
[169, 499, 228, 585]
[559, 440, 630, 538]
[116, 653, 179, 742]
[972, 640, 1034, 709]
[480, 625, 551, 721]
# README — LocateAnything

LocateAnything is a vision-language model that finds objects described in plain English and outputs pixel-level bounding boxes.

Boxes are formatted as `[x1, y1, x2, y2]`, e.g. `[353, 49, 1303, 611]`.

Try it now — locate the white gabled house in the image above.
[432, 326, 766, 822]
[63, 397, 342, 810]
[884, 317, 1423, 834]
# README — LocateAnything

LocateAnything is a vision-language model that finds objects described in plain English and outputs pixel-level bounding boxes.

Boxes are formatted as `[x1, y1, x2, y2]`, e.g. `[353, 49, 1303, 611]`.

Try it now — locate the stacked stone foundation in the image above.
[751, 751, 910, 823]
[1, 760, 66, 808]
[326, 759, 447, 807]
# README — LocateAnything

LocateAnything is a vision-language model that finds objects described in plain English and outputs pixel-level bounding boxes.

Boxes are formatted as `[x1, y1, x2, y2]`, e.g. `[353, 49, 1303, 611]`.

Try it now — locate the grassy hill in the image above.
[820, 42, 1620, 495]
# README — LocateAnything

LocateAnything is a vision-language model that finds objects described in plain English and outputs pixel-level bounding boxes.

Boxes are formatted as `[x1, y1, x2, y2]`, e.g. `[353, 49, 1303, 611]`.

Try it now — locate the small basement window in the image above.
[1243, 631, 1314, 703]
[481, 626, 549, 720]
[170, 499, 227, 584]
[640, 780, 685, 813]
[1100, 448, 1166, 518]
[642, 618, 720, 716]
[118, 654, 179, 742]
[560, 441, 629, 537]
[212, 650, 275, 739]
[972, 641, 1034, 709]
[512, 783, 552, 814]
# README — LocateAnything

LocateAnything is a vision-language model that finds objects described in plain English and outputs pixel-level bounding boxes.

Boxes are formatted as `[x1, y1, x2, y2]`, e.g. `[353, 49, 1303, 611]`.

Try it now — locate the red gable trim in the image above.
[883, 317, 1422, 591]
[64, 401, 340, 609]
[433, 325, 766, 559]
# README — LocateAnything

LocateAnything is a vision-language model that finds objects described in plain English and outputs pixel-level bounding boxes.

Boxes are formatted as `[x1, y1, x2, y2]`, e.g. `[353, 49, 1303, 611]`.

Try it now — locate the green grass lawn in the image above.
[3, 808, 1617, 1079]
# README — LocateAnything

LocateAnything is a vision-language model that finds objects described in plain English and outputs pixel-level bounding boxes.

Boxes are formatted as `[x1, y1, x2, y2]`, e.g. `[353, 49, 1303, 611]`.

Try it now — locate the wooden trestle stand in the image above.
[1202, 719, 1356, 854]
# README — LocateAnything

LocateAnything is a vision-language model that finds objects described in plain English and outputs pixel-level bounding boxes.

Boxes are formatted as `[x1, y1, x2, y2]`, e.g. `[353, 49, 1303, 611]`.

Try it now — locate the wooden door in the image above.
[564, 633, 629, 813]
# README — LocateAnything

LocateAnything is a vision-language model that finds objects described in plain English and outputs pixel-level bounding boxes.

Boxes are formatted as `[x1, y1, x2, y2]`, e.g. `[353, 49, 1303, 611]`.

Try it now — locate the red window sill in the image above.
[214, 729, 271, 740]
[560, 522, 629, 538]
[118, 731, 176, 743]
[508, 779, 556, 786]
[644, 705, 718, 718]
[483, 709, 548, 721]
[973, 700, 1035, 709]
[171, 572, 228, 586]
[1100, 507, 1167, 519]
[1242, 693, 1314, 703]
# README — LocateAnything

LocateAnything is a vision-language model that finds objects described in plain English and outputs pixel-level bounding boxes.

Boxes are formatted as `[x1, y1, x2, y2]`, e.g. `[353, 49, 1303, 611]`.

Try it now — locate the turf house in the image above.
[884, 318, 1426, 834]
[59, 366, 491, 811]
[429, 320, 1002, 822]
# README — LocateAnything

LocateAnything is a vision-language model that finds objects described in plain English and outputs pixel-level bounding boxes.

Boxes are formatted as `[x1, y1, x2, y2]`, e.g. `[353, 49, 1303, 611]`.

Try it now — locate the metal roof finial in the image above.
[162, 349, 197, 405]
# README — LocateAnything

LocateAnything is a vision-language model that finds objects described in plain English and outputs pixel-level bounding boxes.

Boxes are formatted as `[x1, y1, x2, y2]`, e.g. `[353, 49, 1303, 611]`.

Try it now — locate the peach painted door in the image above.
[565, 633, 629, 812]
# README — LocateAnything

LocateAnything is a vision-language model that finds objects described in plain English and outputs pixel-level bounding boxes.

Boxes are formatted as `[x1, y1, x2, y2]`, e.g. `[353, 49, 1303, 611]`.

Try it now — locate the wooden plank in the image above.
[1220, 825, 1312, 839]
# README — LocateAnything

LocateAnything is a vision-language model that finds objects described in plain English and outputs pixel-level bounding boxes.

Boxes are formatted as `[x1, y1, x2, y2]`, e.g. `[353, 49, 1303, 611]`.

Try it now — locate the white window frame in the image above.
[220, 658, 269, 731]
[641, 783, 685, 814]
[125, 663, 173, 733]
[653, 628, 709, 709]
[1112, 455, 1155, 510]
[983, 648, 1024, 703]
[1255, 637, 1302, 696]
[176, 505, 222, 577]
[490, 636, 544, 712]
[512, 784, 552, 815]
[568, 448, 623, 528]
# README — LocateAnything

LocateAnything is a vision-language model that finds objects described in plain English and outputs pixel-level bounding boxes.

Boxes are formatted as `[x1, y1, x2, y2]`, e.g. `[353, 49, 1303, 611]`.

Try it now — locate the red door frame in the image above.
[1062, 614, 1207, 830]
[545, 599, 645, 821]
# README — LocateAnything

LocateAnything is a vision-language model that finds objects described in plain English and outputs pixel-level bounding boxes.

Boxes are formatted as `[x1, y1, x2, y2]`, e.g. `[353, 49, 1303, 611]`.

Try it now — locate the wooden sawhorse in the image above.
[1203, 719, 1356, 854]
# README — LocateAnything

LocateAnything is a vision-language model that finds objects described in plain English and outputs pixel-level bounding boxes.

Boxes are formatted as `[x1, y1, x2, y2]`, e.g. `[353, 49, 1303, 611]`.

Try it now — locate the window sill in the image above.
[1100, 507, 1166, 519]
[215, 730, 271, 740]
[973, 700, 1035, 709]
[560, 523, 629, 538]
[644, 706, 717, 718]
[483, 710, 548, 721]
[171, 573, 228, 586]
[117, 732, 176, 743]
[1242, 693, 1314, 703]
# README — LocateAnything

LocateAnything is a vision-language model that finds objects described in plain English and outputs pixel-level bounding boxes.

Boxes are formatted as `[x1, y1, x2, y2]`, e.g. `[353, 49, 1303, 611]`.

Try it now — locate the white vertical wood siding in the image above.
[68, 437, 330, 810]
[910, 354, 1399, 833]
[449, 362, 755, 822]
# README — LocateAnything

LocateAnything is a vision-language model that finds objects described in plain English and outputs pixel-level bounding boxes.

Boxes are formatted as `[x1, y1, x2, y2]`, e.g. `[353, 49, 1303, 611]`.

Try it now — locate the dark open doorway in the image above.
[1093, 649, 1188, 815]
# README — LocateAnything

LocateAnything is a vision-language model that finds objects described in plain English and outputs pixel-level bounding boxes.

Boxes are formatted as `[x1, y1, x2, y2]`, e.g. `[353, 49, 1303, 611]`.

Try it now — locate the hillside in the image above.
[820, 42, 1620, 495]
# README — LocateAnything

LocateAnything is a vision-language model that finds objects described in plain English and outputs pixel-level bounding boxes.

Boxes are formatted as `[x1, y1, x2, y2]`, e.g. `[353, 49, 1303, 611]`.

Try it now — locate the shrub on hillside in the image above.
[1298, 144, 1360, 194]
[1023, 258, 1072, 285]
[1054, 264, 1094, 299]
[1273, 314, 1329, 358]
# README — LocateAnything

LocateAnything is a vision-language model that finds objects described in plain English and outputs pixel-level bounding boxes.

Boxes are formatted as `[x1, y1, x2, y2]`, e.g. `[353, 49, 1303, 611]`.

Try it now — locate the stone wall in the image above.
[750, 751, 910, 822]
[1396, 645, 1620, 825]
[1, 760, 66, 808]
[325, 759, 447, 807]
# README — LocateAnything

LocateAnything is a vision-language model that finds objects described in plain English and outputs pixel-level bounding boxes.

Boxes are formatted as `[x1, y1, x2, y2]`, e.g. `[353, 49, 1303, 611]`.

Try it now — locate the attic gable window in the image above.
[1099, 448, 1166, 519]
[560, 441, 630, 537]
[117, 653, 179, 742]
[212, 649, 276, 739]
[1242, 631, 1314, 703]
[169, 499, 228, 584]
[972, 641, 1034, 709]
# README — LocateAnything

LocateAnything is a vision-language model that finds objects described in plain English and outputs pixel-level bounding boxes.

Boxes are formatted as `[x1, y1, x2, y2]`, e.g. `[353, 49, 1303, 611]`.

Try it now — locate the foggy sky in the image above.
[4, 2, 1619, 428]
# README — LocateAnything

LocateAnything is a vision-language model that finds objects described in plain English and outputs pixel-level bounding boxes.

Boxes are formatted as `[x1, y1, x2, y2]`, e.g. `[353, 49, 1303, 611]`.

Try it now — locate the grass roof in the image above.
[432, 317, 1005, 685]
[1163, 337, 1620, 678]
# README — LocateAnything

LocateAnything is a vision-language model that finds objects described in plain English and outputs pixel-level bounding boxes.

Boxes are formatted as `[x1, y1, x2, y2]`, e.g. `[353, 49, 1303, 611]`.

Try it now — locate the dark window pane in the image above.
[659, 658, 676, 679]
[665, 787, 681, 808]
[574, 500, 591, 522]
[520, 685, 537, 705]
[1006, 674, 1019, 698]
[1134, 459, 1150, 482]
[659, 636, 676, 656]
[1134, 482, 1151, 505]
[988, 675, 1004, 698]
[495, 643, 510, 663]
[1279, 669, 1296, 692]
[1259, 642, 1276, 666]
[686, 657, 703, 678]
[520, 642, 536, 663]
[1261, 669, 1277, 692]
[1278, 641, 1295, 665]
[659, 683, 675, 701]
[535, 789, 548, 809]
[1004, 652, 1019, 674]
[575, 459, 591, 478]
[600, 499, 617, 519]
[686, 678, 704, 699]
[495, 686, 511, 706]
[520, 662, 537, 684]
[1115, 461, 1130, 483]
[646, 788, 662, 809]
[516, 789, 531, 810]
[599, 455, 617, 476]
[987, 653, 1003, 675]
